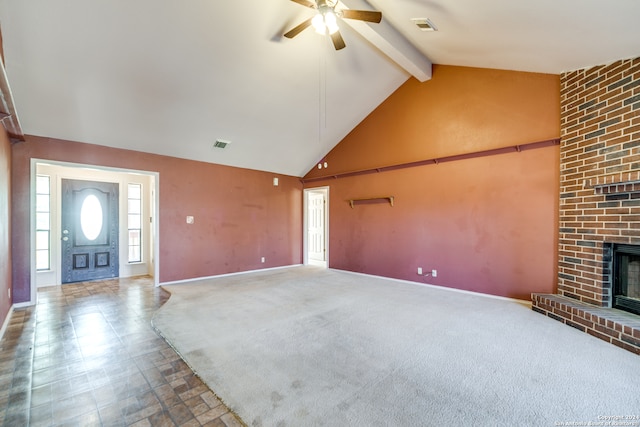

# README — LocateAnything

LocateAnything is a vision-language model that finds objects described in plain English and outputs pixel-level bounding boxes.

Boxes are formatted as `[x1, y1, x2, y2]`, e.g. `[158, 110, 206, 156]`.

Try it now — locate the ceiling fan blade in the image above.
[290, 0, 317, 9]
[331, 30, 346, 50]
[340, 9, 382, 23]
[284, 17, 313, 39]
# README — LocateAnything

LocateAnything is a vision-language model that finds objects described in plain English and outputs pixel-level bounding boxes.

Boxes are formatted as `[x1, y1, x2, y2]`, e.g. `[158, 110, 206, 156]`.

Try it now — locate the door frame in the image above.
[303, 186, 329, 267]
[28, 159, 160, 304]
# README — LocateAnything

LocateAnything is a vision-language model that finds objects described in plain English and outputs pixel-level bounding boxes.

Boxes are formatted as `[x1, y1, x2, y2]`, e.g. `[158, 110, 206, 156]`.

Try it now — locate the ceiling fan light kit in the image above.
[284, 0, 382, 50]
[312, 10, 339, 35]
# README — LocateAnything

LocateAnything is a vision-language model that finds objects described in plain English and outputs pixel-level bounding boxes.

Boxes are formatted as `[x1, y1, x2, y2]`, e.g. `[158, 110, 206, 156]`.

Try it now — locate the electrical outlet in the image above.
[261, 257, 265, 263]
[432, 269, 437, 278]
[417, 267, 423, 275]
[186, 216, 194, 224]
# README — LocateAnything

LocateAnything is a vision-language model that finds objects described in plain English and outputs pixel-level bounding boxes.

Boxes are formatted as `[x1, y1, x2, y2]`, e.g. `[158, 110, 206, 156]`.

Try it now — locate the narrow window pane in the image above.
[128, 214, 141, 230]
[128, 184, 141, 199]
[36, 212, 50, 230]
[128, 199, 141, 214]
[36, 176, 50, 194]
[129, 229, 140, 246]
[36, 194, 50, 212]
[36, 230, 49, 250]
[129, 246, 140, 263]
[36, 250, 50, 270]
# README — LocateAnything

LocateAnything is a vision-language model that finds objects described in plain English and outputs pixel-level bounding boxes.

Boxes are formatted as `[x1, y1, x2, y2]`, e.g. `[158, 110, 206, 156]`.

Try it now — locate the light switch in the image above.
[186, 216, 194, 224]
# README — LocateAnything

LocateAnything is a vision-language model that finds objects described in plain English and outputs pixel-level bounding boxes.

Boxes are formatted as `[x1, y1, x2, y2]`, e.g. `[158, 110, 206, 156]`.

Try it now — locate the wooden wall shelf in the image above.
[349, 196, 394, 208]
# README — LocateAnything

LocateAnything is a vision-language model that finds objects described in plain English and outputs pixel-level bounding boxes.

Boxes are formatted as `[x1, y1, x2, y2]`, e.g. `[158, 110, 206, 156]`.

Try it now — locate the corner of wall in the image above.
[0, 127, 12, 328]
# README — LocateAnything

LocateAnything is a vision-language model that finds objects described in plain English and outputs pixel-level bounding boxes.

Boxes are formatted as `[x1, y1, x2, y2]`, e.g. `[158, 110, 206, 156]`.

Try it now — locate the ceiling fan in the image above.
[284, 0, 382, 50]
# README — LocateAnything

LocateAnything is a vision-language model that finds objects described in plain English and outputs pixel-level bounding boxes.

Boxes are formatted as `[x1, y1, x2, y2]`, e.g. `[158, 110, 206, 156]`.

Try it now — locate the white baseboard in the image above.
[13, 300, 36, 309]
[0, 306, 14, 341]
[160, 264, 531, 307]
[331, 268, 532, 307]
[160, 264, 304, 286]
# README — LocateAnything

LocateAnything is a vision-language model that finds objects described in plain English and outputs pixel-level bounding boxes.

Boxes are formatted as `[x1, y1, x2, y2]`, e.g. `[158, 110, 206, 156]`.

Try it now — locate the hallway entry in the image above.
[305, 187, 328, 267]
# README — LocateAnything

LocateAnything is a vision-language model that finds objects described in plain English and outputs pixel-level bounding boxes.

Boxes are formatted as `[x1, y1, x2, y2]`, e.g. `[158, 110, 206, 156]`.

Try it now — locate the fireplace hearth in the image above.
[612, 244, 640, 316]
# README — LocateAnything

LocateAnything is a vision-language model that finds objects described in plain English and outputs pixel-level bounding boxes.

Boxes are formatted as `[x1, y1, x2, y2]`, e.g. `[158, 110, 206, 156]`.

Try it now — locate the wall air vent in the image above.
[213, 139, 231, 149]
[411, 18, 437, 32]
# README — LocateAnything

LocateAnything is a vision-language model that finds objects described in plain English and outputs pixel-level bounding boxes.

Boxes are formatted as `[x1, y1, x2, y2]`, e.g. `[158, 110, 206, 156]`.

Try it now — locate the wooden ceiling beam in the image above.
[337, 0, 432, 82]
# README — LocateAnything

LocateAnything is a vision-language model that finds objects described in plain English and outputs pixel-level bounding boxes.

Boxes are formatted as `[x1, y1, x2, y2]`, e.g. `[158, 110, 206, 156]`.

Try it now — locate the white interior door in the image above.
[307, 190, 327, 265]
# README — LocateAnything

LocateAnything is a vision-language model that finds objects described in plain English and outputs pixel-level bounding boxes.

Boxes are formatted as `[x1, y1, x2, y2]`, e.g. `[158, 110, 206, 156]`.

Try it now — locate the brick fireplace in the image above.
[531, 57, 640, 355]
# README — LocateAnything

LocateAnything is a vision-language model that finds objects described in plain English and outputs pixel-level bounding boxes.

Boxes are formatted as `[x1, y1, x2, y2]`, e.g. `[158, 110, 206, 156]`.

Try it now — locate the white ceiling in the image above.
[1, 0, 639, 177]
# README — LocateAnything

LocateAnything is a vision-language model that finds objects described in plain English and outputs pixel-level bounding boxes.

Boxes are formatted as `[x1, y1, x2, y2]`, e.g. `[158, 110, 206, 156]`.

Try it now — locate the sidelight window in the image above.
[128, 183, 142, 263]
[36, 175, 51, 270]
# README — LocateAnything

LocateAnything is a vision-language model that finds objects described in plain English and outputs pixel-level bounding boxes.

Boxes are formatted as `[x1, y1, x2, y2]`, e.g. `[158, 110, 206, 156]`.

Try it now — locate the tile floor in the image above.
[0, 276, 245, 426]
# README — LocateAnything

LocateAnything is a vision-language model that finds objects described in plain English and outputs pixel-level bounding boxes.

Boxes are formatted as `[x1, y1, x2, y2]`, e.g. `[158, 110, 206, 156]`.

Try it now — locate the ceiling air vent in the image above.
[411, 18, 437, 32]
[213, 139, 231, 149]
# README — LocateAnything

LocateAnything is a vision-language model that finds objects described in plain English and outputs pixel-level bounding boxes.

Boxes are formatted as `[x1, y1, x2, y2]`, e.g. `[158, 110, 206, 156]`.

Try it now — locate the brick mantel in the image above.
[585, 171, 640, 195]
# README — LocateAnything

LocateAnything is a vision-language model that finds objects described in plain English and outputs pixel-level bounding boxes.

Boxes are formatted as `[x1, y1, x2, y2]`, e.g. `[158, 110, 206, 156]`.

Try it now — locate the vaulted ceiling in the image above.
[1, 0, 639, 176]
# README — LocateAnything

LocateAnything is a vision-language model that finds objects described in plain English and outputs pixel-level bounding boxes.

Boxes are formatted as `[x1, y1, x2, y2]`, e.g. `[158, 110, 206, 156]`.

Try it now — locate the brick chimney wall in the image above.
[559, 57, 640, 307]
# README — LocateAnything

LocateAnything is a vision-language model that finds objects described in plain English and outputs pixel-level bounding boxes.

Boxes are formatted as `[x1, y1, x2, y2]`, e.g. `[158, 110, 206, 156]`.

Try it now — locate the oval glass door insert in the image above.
[80, 194, 103, 241]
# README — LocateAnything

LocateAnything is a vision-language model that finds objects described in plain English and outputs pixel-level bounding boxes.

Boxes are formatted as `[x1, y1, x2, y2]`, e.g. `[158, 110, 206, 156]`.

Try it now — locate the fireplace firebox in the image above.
[612, 244, 640, 316]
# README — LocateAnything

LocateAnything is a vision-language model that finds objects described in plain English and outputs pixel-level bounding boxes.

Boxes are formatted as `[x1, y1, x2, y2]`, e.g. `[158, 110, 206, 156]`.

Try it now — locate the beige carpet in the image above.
[153, 266, 640, 426]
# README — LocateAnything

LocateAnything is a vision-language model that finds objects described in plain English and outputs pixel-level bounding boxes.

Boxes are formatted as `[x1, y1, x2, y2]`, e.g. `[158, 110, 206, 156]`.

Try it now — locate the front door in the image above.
[61, 179, 119, 283]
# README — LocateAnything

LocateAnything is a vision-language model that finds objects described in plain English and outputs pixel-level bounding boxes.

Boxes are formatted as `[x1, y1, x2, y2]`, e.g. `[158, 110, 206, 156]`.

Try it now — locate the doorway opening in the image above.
[304, 187, 329, 267]
[31, 160, 159, 302]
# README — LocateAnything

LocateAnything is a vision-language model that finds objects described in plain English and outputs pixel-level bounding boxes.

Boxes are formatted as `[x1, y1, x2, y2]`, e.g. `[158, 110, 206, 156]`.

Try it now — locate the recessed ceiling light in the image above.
[411, 18, 437, 32]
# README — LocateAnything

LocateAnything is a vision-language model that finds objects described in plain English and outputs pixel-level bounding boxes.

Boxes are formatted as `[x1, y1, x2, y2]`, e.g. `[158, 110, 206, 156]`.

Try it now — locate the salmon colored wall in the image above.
[305, 65, 560, 178]
[305, 65, 560, 300]
[11, 136, 303, 303]
[0, 128, 11, 327]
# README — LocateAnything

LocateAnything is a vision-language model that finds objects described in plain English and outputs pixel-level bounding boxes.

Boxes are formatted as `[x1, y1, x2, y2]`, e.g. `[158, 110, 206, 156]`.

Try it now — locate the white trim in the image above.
[160, 265, 531, 307]
[29, 160, 37, 304]
[330, 268, 532, 307]
[159, 264, 304, 286]
[12, 300, 35, 308]
[0, 306, 14, 340]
